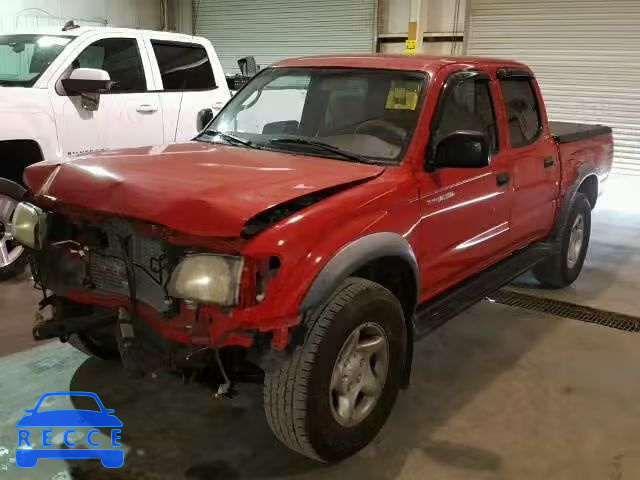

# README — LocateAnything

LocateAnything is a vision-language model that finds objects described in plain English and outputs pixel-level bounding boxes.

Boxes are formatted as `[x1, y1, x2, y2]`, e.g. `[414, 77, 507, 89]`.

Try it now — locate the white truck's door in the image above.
[50, 32, 164, 156]
[143, 33, 231, 143]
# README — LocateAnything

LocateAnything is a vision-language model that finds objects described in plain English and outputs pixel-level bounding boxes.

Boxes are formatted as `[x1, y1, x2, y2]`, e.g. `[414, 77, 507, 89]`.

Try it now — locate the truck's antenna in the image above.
[172, 0, 204, 143]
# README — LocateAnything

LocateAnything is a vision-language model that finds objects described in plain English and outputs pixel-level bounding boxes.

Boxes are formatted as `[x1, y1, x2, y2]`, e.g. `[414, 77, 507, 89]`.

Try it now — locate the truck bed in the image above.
[550, 121, 612, 144]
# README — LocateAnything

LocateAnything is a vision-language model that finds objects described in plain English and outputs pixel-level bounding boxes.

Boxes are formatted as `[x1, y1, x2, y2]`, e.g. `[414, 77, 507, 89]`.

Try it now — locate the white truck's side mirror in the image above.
[63, 68, 113, 94]
[62, 68, 113, 111]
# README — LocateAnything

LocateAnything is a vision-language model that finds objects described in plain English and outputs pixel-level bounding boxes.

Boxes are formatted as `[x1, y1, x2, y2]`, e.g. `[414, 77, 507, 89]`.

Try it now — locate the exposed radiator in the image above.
[86, 219, 170, 312]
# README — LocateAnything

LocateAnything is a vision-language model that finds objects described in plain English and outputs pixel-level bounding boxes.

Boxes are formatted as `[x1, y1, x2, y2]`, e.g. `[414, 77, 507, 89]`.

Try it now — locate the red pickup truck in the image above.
[12, 55, 613, 462]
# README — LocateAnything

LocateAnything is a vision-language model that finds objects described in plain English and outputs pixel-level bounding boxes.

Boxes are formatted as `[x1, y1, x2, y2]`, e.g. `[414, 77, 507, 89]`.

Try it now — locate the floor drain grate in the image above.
[489, 289, 640, 333]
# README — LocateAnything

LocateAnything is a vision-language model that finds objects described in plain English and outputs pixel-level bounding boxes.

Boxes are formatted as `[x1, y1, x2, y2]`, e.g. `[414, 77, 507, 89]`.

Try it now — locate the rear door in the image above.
[496, 69, 559, 245]
[144, 35, 231, 143]
[51, 33, 164, 154]
[416, 68, 514, 298]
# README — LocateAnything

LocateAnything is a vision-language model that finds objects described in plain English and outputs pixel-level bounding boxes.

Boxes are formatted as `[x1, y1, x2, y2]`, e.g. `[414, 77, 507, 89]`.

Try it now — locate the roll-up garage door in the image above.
[193, 0, 377, 74]
[465, 0, 640, 175]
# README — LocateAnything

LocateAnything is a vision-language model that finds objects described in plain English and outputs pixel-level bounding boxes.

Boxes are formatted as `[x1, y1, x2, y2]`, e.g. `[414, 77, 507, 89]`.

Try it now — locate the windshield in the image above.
[0, 34, 72, 87]
[201, 67, 427, 164]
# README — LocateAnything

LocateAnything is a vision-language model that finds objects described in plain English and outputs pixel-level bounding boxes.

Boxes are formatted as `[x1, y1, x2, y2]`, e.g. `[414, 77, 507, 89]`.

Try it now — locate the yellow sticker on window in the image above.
[385, 80, 420, 110]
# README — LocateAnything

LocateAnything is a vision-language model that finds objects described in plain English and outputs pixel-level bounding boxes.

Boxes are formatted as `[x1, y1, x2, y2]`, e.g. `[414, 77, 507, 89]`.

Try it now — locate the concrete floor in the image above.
[1, 175, 639, 479]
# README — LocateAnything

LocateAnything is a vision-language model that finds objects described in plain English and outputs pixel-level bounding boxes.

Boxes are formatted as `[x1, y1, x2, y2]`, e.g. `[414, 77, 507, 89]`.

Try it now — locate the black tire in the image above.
[0, 251, 26, 280]
[533, 193, 591, 288]
[263, 277, 407, 462]
[0, 180, 27, 280]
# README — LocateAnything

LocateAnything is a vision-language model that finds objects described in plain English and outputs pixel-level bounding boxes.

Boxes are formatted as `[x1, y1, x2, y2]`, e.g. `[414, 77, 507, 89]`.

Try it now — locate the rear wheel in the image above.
[533, 193, 591, 288]
[263, 277, 407, 462]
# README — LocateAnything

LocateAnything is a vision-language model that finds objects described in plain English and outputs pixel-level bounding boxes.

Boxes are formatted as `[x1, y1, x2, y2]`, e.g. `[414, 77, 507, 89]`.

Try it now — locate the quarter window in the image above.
[433, 76, 499, 152]
[151, 41, 216, 91]
[500, 78, 541, 147]
[73, 38, 146, 92]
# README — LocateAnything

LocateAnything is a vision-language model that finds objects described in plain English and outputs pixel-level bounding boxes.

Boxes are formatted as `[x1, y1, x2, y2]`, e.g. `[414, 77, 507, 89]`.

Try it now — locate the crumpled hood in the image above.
[25, 142, 384, 237]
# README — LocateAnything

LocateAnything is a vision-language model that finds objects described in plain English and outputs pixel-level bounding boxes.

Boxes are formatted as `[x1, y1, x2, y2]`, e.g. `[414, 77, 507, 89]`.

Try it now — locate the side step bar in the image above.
[413, 243, 555, 339]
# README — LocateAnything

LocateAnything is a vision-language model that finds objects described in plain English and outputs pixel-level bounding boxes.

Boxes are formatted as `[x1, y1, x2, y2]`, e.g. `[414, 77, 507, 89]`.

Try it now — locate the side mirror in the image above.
[237, 56, 258, 77]
[62, 68, 113, 112]
[429, 130, 489, 171]
[197, 108, 214, 132]
[62, 68, 113, 95]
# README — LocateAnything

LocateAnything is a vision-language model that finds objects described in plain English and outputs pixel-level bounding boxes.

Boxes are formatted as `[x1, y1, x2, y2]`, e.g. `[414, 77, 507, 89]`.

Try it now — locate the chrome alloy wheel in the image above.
[567, 213, 585, 269]
[0, 194, 23, 268]
[329, 322, 389, 428]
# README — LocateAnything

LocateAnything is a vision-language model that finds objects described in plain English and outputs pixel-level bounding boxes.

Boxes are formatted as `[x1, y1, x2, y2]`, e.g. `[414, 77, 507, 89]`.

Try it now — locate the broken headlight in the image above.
[168, 254, 244, 306]
[11, 202, 48, 249]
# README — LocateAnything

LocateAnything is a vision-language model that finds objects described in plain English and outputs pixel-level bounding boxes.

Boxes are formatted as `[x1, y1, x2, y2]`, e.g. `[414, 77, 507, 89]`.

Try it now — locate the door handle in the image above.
[544, 156, 555, 168]
[136, 104, 158, 113]
[496, 172, 510, 186]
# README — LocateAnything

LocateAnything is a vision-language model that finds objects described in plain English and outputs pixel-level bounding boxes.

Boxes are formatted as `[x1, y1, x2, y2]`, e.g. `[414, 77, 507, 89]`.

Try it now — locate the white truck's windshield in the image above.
[0, 34, 72, 87]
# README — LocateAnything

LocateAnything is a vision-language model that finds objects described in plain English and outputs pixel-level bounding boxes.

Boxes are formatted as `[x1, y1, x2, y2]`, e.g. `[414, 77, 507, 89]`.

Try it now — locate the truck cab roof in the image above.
[275, 54, 531, 75]
[4, 25, 209, 44]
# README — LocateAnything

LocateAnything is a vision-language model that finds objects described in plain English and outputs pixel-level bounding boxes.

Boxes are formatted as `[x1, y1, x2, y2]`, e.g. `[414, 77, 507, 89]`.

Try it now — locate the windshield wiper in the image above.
[268, 137, 377, 164]
[202, 130, 260, 149]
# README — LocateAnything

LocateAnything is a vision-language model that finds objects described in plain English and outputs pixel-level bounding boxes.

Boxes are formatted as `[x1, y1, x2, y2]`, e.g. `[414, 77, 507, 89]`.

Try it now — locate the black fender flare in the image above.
[300, 232, 419, 312]
[299, 232, 419, 389]
[0, 178, 27, 201]
[551, 164, 598, 242]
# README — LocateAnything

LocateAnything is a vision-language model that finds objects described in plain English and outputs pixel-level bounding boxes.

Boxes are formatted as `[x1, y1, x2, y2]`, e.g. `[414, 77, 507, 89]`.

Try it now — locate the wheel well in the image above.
[578, 175, 598, 209]
[352, 256, 418, 322]
[0, 140, 44, 186]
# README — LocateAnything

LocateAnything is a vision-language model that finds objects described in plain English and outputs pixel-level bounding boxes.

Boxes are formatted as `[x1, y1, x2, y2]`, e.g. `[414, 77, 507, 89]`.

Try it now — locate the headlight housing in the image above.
[11, 202, 48, 250]
[168, 254, 244, 306]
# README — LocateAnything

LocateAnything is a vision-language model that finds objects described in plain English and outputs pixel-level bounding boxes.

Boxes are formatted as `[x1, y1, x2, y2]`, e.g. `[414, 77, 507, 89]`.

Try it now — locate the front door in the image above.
[416, 69, 513, 299]
[51, 34, 164, 156]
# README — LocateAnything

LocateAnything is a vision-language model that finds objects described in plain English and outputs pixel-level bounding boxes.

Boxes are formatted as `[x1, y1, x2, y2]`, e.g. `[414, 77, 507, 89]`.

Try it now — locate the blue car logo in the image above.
[15, 391, 124, 468]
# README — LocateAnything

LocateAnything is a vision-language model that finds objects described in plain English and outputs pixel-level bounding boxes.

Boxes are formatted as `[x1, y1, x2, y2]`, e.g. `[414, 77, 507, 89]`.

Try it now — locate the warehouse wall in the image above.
[378, 0, 466, 54]
[0, 0, 161, 32]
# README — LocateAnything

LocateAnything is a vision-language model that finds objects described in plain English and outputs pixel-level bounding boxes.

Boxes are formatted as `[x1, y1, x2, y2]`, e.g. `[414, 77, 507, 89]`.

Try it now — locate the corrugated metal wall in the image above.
[193, 0, 377, 73]
[465, 0, 640, 175]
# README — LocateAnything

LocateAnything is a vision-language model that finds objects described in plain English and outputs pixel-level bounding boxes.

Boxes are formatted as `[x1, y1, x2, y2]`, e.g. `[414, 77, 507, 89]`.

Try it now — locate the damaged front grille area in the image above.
[87, 219, 167, 293]
[40, 217, 177, 313]
[89, 254, 129, 292]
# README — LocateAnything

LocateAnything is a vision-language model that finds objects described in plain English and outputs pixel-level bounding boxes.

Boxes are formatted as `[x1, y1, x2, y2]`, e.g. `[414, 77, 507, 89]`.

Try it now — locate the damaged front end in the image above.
[17, 206, 295, 388]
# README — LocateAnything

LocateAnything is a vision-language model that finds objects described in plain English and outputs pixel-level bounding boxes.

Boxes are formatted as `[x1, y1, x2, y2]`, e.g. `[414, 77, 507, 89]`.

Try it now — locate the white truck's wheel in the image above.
[263, 277, 407, 462]
[0, 191, 26, 280]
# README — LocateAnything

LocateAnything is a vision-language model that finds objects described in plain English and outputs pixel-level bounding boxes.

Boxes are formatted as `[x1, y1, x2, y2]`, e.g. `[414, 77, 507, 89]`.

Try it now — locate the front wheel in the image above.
[0, 189, 27, 280]
[263, 278, 407, 462]
[533, 192, 592, 288]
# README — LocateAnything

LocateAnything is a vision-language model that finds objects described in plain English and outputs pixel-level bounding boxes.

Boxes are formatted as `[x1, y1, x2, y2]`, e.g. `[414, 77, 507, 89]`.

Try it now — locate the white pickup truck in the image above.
[0, 24, 231, 277]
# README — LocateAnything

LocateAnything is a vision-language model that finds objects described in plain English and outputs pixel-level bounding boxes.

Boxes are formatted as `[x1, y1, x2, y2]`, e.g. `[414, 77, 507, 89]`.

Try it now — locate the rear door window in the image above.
[151, 41, 216, 91]
[499, 78, 541, 147]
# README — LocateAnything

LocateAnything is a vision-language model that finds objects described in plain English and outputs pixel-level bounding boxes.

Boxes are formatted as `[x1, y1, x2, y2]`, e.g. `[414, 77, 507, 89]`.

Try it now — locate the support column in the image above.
[405, 0, 425, 54]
